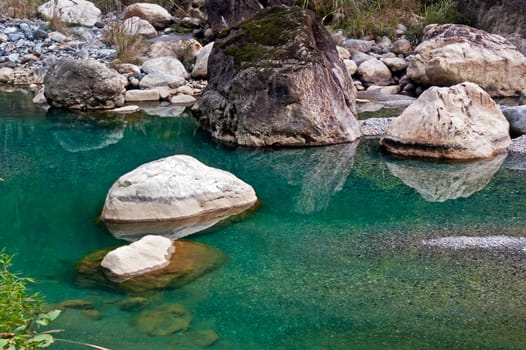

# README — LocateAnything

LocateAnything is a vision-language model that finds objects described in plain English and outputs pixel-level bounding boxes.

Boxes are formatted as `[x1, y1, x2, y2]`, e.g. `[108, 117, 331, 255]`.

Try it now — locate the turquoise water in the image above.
[1, 90, 526, 349]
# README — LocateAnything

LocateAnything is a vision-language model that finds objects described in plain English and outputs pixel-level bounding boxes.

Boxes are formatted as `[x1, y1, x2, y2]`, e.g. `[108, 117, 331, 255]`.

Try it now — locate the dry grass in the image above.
[0, 0, 42, 18]
[103, 21, 147, 64]
[300, 0, 464, 41]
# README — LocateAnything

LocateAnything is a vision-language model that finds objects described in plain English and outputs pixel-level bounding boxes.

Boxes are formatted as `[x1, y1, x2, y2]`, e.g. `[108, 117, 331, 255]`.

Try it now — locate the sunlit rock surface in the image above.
[101, 235, 175, 280]
[101, 155, 258, 238]
[386, 153, 506, 202]
[381, 82, 511, 159]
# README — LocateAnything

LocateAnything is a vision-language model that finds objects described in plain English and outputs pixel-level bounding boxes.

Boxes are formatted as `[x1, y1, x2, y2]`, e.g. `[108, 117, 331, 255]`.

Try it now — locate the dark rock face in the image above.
[196, 6, 360, 147]
[457, 0, 526, 54]
[205, 0, 295, 32]
[44, 58, 127, 110]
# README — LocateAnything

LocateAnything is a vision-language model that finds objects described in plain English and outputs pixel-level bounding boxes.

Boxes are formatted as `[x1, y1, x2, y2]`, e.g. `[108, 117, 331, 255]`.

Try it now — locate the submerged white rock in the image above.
[422, 236, 526, 251]
[101, 235, 175, 280]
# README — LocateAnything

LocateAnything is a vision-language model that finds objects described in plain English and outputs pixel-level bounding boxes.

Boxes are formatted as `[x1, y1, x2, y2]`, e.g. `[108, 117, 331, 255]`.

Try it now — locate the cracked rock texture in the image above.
[381, 82, 511, 159]
[196, 6, 360, 147]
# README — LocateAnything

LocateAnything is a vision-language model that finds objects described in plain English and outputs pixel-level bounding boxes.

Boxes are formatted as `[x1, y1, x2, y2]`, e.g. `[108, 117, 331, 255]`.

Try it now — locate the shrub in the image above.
[103, 21, 147, 64]
[299, 0, 466, 41]
[0, 251, 61, 350]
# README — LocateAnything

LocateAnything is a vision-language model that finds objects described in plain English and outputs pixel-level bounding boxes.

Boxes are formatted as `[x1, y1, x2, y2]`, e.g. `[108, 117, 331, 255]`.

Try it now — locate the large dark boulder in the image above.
[205, 0, 295, 33]
[196, 6, 360, 147]
[44, 58, 127, 110]
[457, 0, 526, 54]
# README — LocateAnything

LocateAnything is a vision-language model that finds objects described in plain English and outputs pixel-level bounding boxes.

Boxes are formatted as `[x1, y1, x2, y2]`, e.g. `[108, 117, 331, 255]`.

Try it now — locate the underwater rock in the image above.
[100, 155, 258, 238]
[133, 303, 192, 336]
[422, 235, 526, 250]
[171, 329, 219, 348]
[55, 299, 95, 310]
[76, 240, 226, 293]
[196, 6, 360, 146]
[116, 297, 150, 311]
[81, 309, 102, 320]
[101, 235, 175, 281]
[385, 153, 506, 202]
[381, 82, 511, 159]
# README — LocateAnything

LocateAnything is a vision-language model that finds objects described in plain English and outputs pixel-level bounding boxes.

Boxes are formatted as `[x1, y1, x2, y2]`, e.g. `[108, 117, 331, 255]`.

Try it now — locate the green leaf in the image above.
[36, 310, 61, 326]
[28, 334, 54, 347]
[0, 339, 8, 348]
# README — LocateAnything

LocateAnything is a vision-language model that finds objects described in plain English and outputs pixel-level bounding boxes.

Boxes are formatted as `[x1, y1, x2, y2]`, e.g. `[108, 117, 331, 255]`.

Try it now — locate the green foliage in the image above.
[0, 251, 61, 350]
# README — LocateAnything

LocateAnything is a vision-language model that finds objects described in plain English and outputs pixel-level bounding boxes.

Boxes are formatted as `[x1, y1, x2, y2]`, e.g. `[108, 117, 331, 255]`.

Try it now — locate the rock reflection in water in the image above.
[240, 141, 359, 214]
[104, 203, 257, 241]
[386, 153, 506, 202]
[48, 112, 127, 153]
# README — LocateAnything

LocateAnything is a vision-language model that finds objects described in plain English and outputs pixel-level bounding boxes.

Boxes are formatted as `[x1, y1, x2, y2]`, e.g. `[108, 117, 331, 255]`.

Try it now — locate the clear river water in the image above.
[1, 90, 526, 349]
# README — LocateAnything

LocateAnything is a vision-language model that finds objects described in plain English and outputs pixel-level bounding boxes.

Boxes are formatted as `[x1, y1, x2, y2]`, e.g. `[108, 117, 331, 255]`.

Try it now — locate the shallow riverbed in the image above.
[1, 90, 525, 349]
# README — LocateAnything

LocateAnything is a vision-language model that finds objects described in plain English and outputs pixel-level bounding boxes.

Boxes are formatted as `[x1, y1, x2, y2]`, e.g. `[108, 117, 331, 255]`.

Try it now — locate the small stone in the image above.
[154, 86, 171, 100]
[395, 23, 407, 36]
[57, 299, 94, 310]
[342, 38, 374, 53]
[134, 304, 192, 336]
[117, 297, 149, 311]
[81, 309, 102, 320]
[381, 57, 408, 72]
[391, 39, 412, 55]
[352, 52, 375, 66]
[191, 330, 219, 347]
[170, 93, 196, 106]
[336, 46, 350, 60]
[175, 85, 193, 95]
[343, 59, 357, 76]
[109, 105, 141, 113]
[0, 67, 14, 83]
[33, 29, 48, 40]
[125, 89, 160, 102]
[21, 54, 38, 63]
[48, 31, 67, 43]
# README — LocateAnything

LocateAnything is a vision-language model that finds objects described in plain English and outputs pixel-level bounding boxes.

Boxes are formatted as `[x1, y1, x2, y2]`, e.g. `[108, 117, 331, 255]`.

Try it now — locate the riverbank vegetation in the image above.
[0, 251, 60, 349]
[0, 0, 467, 42]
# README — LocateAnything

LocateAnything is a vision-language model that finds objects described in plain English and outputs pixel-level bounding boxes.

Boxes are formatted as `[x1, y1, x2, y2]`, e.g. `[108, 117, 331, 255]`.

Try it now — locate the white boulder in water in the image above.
[100, 155, 258, 228]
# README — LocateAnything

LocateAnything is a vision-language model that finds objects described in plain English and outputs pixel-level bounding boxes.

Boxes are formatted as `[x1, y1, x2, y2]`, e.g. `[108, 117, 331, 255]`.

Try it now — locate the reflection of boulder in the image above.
[386, 153, 505, 202]
[422, 236, 526, 251]
[76, 240, 226, 293]
[49, 113, 127, 152]
[241, 142, 358, 214]
[105, 204, 257, 241]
